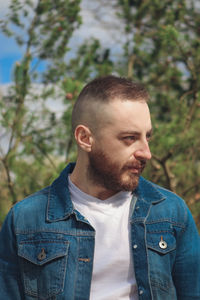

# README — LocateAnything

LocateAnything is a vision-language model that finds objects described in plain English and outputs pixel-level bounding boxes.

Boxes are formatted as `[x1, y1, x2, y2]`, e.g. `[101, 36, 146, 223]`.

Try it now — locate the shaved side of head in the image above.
[71, 75, 149, 135]
[72, 100, 105, 134]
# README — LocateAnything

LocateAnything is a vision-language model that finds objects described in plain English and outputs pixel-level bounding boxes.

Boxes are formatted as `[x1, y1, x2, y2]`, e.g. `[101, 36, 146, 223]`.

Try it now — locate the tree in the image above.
[0, 0, 116, 225]
[117, 0, 200, 229]
[1, 0, 199, 232]
[0, 0, 82, 221]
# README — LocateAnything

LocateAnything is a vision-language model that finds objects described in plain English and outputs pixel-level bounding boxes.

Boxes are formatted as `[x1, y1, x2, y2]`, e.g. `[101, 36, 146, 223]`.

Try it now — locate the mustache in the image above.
[123, 160, 146, 170]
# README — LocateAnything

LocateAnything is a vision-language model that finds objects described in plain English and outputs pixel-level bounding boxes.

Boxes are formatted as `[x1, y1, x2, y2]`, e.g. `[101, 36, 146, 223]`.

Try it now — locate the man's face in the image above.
[87, 99, 152, 192]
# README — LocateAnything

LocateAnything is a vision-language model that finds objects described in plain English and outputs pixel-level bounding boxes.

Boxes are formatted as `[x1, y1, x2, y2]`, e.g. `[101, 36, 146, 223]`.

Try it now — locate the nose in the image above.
[134, 141, 152, 161]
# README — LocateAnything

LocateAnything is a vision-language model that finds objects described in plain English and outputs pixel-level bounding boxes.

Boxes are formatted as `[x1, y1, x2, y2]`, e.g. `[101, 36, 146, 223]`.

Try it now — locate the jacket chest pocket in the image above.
[147, 230, 176, 254]
[18, 239, 69, 299]
[146, 223, 177, 296]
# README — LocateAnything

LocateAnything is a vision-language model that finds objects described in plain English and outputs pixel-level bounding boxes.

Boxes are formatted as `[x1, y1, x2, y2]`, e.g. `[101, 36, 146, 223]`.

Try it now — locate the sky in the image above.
[0, 0, 125, 84]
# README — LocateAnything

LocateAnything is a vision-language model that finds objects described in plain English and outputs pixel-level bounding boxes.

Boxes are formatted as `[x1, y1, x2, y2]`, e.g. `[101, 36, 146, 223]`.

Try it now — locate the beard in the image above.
[87, 148, 146, 193]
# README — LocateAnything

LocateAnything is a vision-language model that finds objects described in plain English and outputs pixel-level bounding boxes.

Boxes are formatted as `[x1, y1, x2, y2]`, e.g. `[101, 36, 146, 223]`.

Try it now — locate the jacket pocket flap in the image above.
[18, 239, 69, 266]
[147, 232, 176, 254]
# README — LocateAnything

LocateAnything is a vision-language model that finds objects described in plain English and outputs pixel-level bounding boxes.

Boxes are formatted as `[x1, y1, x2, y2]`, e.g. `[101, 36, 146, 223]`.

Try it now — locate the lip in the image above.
[128, 167, 141, 174]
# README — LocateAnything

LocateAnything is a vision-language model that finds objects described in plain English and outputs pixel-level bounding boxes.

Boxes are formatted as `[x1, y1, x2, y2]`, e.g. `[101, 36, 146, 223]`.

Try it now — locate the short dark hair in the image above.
[71, 75, 149, 133]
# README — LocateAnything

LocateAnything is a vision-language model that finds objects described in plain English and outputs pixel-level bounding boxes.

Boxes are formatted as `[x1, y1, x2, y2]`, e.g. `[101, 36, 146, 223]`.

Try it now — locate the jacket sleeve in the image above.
[0, 208, 24, 299]
[172, 205, 200, 300]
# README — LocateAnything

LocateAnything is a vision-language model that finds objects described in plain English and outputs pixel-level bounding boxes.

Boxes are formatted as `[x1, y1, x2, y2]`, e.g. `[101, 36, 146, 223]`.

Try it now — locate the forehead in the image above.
[100, 99, 152, 133]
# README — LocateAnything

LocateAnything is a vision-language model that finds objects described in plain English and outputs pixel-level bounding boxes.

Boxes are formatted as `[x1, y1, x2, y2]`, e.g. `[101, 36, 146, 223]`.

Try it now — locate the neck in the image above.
[70, 161, 118, 200]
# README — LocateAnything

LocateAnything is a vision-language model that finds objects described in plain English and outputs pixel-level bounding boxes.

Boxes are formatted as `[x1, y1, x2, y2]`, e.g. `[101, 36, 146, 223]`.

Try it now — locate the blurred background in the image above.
[0, 0, 200, 231]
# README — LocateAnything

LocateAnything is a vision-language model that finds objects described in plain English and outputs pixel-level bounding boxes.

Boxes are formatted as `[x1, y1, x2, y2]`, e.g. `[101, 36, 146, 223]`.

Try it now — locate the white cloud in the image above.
[0, 0, 125, 56]
[0, 0, 11, 13]
[0, 0, 125, 83]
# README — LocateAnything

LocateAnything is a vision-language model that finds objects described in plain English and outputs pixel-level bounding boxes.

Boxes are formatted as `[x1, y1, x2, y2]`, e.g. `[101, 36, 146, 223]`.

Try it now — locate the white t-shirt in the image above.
[68, 176, 139, 300]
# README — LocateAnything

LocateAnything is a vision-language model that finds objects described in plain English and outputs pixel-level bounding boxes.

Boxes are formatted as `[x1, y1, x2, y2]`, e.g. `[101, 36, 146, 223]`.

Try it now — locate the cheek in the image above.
[111, 149, 131, 167]
[96, 137, 134, 163]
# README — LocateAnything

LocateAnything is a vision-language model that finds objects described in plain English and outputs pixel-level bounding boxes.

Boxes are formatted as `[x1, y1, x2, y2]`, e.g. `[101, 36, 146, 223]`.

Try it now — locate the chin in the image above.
[120, 176, 139, 191]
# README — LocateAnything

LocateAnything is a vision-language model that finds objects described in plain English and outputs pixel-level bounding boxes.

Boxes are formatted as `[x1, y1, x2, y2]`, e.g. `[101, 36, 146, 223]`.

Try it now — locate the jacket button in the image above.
[37, 248, 46, 261]
[159, 236, 167, 249]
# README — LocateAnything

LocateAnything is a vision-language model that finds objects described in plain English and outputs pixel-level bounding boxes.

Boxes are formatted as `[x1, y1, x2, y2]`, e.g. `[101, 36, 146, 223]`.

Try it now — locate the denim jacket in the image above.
[0, 163, 200, 300]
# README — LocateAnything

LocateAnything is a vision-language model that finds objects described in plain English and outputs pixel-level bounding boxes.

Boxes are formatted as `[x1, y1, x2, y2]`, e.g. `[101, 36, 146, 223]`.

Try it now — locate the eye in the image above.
[124, 136, 137, 140]
[122, 136, 137, 144]
[146, 133, 152, 142]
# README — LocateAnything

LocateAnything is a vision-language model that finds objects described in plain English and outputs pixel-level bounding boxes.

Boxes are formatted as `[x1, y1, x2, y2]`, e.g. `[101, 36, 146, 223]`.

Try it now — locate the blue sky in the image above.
[0, 34, 23, 83]
[0, 33, 48, 83]
[0, 0, 124, 84]
[0, 0, 14, 83]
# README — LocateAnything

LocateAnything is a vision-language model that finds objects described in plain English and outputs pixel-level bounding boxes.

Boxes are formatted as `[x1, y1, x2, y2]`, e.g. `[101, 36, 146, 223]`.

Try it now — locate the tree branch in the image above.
[152, 154, 176, 191]
[35, 143, 57, 171]
[182, 181, 200, 197]
[184, 91, 198, 131]
[127, 54, 135, 78]
[1, 158, 17, 205]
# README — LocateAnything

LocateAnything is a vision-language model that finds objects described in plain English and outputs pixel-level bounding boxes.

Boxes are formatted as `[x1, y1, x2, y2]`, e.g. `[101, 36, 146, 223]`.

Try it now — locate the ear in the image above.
[74, 125, 93, 152]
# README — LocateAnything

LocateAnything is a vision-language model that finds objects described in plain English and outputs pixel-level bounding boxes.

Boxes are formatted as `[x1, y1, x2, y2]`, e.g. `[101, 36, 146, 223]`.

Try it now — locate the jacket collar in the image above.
[135, 176, 166, 204]
[46, 163, 75, 222]
[46, 163, 166, 222]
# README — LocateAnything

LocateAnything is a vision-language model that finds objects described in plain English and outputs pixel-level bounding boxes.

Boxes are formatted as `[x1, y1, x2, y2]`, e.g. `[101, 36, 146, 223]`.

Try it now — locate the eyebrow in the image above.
[147, 128, 153, 136]
[118, 128, 153, 136]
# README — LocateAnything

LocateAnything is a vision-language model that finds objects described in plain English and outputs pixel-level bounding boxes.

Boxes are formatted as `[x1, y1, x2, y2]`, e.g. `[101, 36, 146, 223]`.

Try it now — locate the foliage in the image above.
[118, 0, 200, 229]
[67, 39, 113, 81]
[0, 0, 200, 232]
[0, 0, 114, 220]
[0, 0, 82, 208]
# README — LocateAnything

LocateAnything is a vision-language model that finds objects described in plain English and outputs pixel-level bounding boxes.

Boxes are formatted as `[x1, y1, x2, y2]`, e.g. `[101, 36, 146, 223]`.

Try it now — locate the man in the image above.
[0, 75, 199, 300]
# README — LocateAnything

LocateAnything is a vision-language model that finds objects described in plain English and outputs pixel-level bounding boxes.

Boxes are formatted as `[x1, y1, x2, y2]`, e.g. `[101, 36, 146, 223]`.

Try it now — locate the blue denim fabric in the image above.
[0, 163, 199, 300]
